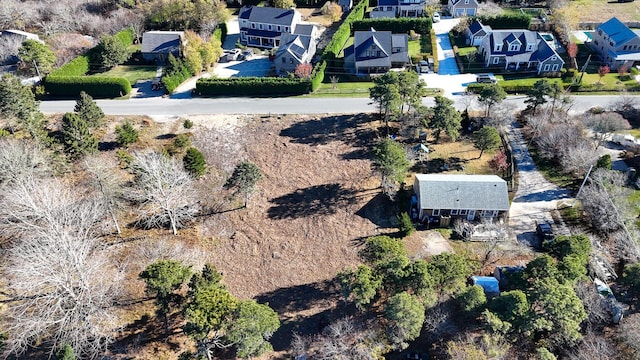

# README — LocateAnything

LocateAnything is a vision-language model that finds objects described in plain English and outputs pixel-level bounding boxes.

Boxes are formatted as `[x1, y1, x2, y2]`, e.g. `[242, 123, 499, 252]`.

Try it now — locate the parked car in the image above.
[476, 73, 497, 83]
[432, 12, 441, 23]
[221, 48, 241, 62]
[239, 50, 253, 61]
[418, 60, 430, 73]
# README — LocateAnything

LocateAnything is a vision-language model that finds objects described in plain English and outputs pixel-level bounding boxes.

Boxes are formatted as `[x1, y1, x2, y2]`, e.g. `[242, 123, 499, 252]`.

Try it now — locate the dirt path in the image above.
[507, 121, 572, 246]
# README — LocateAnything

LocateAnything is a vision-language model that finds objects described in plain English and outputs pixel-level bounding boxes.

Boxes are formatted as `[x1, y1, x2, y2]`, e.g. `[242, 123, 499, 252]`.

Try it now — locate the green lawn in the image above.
[96, 65, 158, 85]
[408, 39, 420, 57]
[307, 82, 442, 98]
[457, 47, 477, 57]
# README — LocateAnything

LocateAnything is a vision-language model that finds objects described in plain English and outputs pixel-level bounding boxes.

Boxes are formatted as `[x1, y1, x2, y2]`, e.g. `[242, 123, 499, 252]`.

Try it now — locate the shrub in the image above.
[49, 55, 90, 77]
[352, 18, 432, 34]
[196, 77, 311, 96]
[183, 119, 194, 129]
[311, 61, 326, 91]
[183, 147, 207, 178]
[44, 76, 131, 98]
[115, 120, 139, 147]
[173, 133, 191, 148]
[162, 54, 193, 93]
[430, 29, 439, 72]
[114, 28, 135, 47]
[397, 211, 415, 237]
[116, 149, 134, 169]
[476, 13, 531, 29]
[631, 67, 639, 76]
[596, 154, 612, 169]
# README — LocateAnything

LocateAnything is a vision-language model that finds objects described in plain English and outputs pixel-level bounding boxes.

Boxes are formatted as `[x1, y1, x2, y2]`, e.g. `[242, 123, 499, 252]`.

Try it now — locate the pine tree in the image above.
[183, 147, 206, 178]
[62, 112, 98, 159]
[115, 120, 138, 147]
[56, 344, 76, 360]
[74, 91, 104, 129]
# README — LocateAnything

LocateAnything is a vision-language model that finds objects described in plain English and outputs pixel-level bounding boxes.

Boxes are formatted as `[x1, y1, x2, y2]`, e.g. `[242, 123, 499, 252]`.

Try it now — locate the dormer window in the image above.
[465, 0, 469, 3]
[526, 44, 533, 51]
[259, 24, 263, 30]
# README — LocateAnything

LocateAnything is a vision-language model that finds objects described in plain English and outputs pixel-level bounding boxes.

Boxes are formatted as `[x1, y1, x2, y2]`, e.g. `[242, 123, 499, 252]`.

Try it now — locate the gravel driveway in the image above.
[507, 121, 572, 246]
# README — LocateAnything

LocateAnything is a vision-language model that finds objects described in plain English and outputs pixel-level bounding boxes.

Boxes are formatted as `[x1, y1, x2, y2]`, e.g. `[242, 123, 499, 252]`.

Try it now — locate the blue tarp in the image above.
[471, 276, 500, 296]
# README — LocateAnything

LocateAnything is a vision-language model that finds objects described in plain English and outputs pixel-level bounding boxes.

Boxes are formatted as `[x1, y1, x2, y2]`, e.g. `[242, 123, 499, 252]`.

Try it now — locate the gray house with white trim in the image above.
[448, 0, 479, 17]
[465, 19, 491, 46]
[274, 25, 319, 75]
[412, 174, 509, 223]
[238, 6, 302, 49]
[478, 29, 565, 74]
[141, 31, 185, 63]
[344, 28, 409, 74]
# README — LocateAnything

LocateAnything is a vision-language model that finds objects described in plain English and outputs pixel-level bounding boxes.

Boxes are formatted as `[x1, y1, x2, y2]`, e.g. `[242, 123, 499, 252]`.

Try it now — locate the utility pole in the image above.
[573, 164, 594, 207]
[579, 54, 591, 85]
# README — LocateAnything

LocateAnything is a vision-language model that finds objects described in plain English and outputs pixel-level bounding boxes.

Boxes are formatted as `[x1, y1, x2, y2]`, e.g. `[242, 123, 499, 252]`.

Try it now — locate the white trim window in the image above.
[432, 209, 440, 216]
[493, 57, 499, 64]
[552, 64, 559, 71]
[509, 44, 519, 51]
[459, 209, 468, 215]
[543, 64, 550, 71]
[451, 209, 459, 215]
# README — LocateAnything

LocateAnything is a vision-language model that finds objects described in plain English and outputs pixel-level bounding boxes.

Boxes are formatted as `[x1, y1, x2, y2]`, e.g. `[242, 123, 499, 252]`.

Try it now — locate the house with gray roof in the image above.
[141, 31, 185, 64]
[370, 0, 426, 18]
[448, 0, 479, 17]
[412, 174, 509, 223]
[274, 25, 319, 75]
[465, 19, 491, 46]
[344, 28, 408, 74]
[238, 6, 302, 49]
[478, 29, 564, 75]
[588, 17, 640, 70]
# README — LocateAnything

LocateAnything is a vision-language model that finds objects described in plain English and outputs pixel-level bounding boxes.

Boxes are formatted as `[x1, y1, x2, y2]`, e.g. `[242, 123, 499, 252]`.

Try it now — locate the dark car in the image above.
[536, 222, 554, 242]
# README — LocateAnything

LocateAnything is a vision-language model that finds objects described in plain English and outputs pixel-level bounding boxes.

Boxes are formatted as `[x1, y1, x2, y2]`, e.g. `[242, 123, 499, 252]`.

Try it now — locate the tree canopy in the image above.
[428, 95, 462, 142]
[18, 39, 55, 76]
[93, 35, 130, 70]
[74, 91, 104, 129]
[384, 292, 425, 349]
[225, 300, 281, 359]
[225, 161, 263, 207]
[472, 126, 501, 159]
[61, 112, 99, 159]
[372, 138, 409, 198]
[477, 83, 507, 117]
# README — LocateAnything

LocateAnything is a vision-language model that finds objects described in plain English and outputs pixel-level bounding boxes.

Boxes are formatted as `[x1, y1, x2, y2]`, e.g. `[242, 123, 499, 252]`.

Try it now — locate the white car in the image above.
[432, 12, 441, 23]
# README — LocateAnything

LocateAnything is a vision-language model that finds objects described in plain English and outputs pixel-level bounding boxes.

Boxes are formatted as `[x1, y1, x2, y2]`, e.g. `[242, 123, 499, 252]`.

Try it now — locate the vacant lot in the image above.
[566, 0, 640, 22]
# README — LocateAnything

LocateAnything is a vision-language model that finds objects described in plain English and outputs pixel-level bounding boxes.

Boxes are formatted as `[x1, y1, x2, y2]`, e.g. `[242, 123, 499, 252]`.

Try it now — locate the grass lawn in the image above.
[309, 82, 442, 98]
[627, 129, 640, 137]
[457, 47, 477, 57]
[412, 139, 497, 175]
[96, 65, 158, 85]
[408, 39, 420, 57]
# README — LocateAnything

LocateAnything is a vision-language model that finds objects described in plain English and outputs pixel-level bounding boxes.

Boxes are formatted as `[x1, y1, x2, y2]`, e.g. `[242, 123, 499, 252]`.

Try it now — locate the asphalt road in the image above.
[39, 95, 626, 116]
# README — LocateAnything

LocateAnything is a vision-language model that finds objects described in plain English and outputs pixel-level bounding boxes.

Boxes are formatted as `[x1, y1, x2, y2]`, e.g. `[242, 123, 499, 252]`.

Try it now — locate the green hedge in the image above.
[195, 77, 311, 96]
[322, 0, 367, 59]
[162, 55, 193, 93]
[430, 28, 438, 73]
[214, 23, 228, 45]
[44, 76, 131, 98]
[114, 28, 135, 46]
[352, 18, 432, 34]
[475, 13, 531, 30]
[49, 55, 90, 77]
[311, 60, 326, 91]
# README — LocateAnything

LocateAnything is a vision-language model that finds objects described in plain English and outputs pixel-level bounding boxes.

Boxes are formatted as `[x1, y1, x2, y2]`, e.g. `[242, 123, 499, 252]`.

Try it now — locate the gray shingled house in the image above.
[412, 174, 509, 224]
[343, 28, 408, 74]
[274, 24, 318, 75]
[141, 31, 185, 64]
[465, 19, 491, 46]
[238, 6, 302, 49]
[478, 29, 564, 74]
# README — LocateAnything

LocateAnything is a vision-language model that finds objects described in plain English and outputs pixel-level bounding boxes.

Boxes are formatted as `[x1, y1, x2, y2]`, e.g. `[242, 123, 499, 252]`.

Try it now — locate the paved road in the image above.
[39, 95, 627, 116]
[507, 121, 571, 245]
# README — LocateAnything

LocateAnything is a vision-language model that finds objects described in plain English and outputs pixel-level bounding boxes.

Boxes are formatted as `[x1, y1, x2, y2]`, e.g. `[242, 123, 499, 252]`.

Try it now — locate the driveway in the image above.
[420, 17, 478, 96]
[507, 121, 572, 246]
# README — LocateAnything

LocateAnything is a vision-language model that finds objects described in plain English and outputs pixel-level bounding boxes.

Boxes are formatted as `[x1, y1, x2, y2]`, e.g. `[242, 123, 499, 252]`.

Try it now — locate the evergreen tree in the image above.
[429, 95, 462, 142]
[115, 120, 139, 147]
[56, 344, 76, 360]
[472, 126, 501, 159]
[139, 260, 192, 335]
[225, 161, 263, 207]
[93, 35, 130, 70]
[226, 300, 280, 359]
[18, 39, 56, 76]
[183, 147, 206, 178]
[0, 74, 47, 140]
[384, 292, 425, 349]
[74, 91, 104, 129]
[61, 112, 98, 159]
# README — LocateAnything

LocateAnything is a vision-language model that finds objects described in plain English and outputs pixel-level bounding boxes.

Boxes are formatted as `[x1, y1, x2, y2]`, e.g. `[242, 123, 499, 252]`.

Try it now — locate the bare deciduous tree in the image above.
[567, 331, 616, 360]
[0, 138, 51, 185]
[129, 152, 200, 235]
[0, 177, 123, 359]
[559, 138, 599, 177]
[84, 155, 124, 234]
[583, 112, 631, 149]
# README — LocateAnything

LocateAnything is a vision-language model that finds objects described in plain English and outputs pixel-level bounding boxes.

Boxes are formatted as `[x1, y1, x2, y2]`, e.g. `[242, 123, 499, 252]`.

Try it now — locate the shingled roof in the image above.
[141, 31, 183, 54]
[415, 174, 509, 211]
[239, 6, 298, 26]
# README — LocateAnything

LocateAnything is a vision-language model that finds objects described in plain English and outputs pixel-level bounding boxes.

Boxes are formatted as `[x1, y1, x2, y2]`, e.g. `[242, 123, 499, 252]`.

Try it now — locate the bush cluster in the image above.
[44, 77, 132, 98]
[114, 28, 135, 47]
[430, 29, 439, 72]
[311, 60, 327, 91]
[162, 54, 192, 93]
[196, 77, 311, 96]
[322, 0, 367, 59]
[475, 13, 531, 29]
[213, 23, 228, 45]
[352, 18, 432, 34]
[48, 55, 90, 77]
